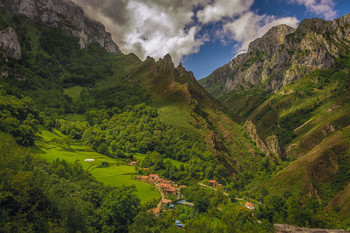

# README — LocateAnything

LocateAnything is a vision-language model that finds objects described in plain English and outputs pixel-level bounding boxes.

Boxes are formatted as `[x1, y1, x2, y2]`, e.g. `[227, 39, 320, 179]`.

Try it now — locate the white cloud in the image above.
[196, 0, 254, 23]
[71, 0, 302, 66]
[222, 12, 299, 53]
[288, 0, 336, 19]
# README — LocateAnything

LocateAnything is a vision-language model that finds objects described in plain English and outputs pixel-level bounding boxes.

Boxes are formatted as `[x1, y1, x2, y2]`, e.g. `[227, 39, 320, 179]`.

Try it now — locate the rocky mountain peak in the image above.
[1, 0, 121, 54]
[200, 14, 350, 96]
[156, 54, 175, 73]
[249, 24, 296, 56]
[0, 27, 21, 60]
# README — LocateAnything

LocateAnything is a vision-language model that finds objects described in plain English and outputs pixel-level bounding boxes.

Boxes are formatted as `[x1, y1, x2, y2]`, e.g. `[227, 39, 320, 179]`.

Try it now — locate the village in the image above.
[131, 160, 257, 228]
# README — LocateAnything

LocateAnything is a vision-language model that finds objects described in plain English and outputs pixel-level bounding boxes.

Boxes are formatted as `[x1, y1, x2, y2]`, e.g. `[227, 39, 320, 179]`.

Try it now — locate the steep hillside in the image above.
[0, 2, 265, 181]
[200, 13, 350, 222]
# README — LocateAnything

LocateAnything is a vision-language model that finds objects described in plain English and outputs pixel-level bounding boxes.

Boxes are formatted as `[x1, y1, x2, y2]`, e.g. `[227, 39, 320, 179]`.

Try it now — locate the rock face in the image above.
[274, 224, 348, 233]
[0, 27, 21, 60]
[201, 14, 350, 95]
[244, 121, 285, 161]
[266, 135, 286, 161]
[1, 0, 121, 54]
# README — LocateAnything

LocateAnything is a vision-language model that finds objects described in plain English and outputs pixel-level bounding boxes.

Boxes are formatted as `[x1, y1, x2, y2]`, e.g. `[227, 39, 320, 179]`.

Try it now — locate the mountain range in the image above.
[0, 0, 349, 232]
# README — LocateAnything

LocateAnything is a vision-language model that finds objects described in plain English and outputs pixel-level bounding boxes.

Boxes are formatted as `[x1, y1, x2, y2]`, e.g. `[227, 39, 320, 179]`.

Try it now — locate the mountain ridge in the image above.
[0, 0, 121, 54]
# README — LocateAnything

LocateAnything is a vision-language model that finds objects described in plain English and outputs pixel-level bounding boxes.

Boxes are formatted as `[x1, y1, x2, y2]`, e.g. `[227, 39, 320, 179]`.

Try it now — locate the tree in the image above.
[100, 186, 141, 233]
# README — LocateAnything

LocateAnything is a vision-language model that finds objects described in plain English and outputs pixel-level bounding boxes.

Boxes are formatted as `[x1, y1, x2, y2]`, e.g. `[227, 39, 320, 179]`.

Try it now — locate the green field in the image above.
[133, 153, 186, 168]
[33, 129, 160, 203]
[64, 85, 83, 101]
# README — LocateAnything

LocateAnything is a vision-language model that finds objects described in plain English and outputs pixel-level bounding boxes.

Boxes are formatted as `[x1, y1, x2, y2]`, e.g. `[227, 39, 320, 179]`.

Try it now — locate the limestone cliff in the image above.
[0, 0, 121, 54]
[0, 27, 21, 60]
[244, 121, 285, 161]
[274, 224, 348, 233]
[200, 14, 350, 95]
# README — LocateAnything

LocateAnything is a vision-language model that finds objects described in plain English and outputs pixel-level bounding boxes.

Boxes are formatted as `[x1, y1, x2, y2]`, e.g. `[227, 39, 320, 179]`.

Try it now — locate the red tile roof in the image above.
[162, 199, 173, 204]
[149, 174, 158, 178]
[245, 202, 254, 208]
[208, 180, 217, 183]
[179, 185, 187, 188]
[147, 208, 160, 215]
[161, 183, 171, 188]
[141, 176, 149, 179]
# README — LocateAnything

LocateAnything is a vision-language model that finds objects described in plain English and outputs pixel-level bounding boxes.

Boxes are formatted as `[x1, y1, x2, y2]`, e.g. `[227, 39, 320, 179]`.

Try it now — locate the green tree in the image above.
[100, 186, 141, 233]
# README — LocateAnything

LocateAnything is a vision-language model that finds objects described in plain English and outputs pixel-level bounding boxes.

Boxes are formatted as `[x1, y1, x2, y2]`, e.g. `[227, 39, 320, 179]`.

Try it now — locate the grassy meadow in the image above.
[33, 129, 160, 203]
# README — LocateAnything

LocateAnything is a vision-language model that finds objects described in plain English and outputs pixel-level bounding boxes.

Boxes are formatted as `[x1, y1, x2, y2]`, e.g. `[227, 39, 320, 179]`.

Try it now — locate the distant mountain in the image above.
[200, 13, 350, 221]
[200, 14, 350, 95]
[0, 0, 121, 54]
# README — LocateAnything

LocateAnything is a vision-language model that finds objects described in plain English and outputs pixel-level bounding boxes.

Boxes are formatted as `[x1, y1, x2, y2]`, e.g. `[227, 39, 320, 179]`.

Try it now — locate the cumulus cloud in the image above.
[196, 0, 254, 23]
[71, 0, 328, 65]
[288, 0, 336, 19]
[222, 12, 299, 53]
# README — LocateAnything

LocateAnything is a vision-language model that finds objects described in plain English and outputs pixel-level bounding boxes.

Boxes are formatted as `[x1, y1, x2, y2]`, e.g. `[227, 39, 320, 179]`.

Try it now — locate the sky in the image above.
[71, 0, 350, 79]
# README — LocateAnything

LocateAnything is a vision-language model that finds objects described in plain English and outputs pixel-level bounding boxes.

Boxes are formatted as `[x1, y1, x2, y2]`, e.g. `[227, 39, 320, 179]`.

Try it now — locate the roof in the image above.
[156, 178, 163, 181]
[208, 180, 217, 183]
[217, 184, 223, 187]
[179, 185, 187, 188]
[136, 176, 142, 179]
[147, 208, 160, 215]
[245, 202, 254, 208]
[141, 176, 149, 179]
[149, 174, 158, 177]
[162, 180, 172, 183]
[165, 187, 177, 192]
[130, 161, 137, 164]
[161, 183, 171, 188]
[162, 199, 173, 204]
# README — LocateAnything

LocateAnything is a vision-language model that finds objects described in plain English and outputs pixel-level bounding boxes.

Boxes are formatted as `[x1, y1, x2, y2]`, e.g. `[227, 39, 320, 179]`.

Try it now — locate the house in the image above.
[135, 176, 142, 180]
[179, 185, 187, 189]
[149, 174, 159, 180]
[217, 184, 223, 188]
[208, 180, 218, 187]
[164, 186, 178, 195]
[161, 199, 173, 209]
[160, 183, 171, 189]
[84, 159, 95, 162]
[245, 201, 255, 210]
[129, 161, 137, 166]
[147, 208, 160, 216]
[141, 176, 149, 180]
[141, 168, 150, 171]
[155, 178, 164, 184]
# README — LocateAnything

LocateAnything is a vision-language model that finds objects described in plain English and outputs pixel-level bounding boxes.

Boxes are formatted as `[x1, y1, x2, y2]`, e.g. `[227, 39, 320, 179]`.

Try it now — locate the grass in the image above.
[34, 129, 160, 203]
[133, 153, 186, 168]
[64, 85, 83, 101]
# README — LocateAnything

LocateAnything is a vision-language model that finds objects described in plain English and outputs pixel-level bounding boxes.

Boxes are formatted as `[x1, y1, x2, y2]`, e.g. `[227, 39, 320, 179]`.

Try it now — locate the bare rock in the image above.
[0, 27, 21, 60]
[266, 135, 286, 161]
[274, 224, 349, 233]
[244, 121, 270, 157]
[2, 0, 122, 54]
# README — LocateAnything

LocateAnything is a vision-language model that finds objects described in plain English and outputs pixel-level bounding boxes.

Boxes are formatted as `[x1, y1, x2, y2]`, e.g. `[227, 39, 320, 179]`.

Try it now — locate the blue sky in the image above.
[182, 0, 350, 79]
[74, 0, 350, 80]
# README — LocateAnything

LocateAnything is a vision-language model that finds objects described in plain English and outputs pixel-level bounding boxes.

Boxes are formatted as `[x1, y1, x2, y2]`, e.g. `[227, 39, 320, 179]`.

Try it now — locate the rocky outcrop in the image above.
[244, 121, 285, 161]
[0, 27, 21, 60]
[156, 54, 175, 73]
[201, 14, 350, 95]
[274, 224, 348, 233]
[244, 120, 270, 155]
[266, 135, 286, 161]
[1, 0, 121, 54]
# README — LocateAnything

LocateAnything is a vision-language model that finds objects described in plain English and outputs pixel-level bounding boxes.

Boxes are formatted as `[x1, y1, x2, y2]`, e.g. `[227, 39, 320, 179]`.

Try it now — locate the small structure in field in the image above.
[245, 201, 255, 210]
[129, 161, 137, 166]
[179, 185, 187, 189]
[84, 159, 95, 162]
[161, 199, 173, 209]
[208, 180, 218, 187]
[149, 174, 159, 181]
[141, 176, 149, 180]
